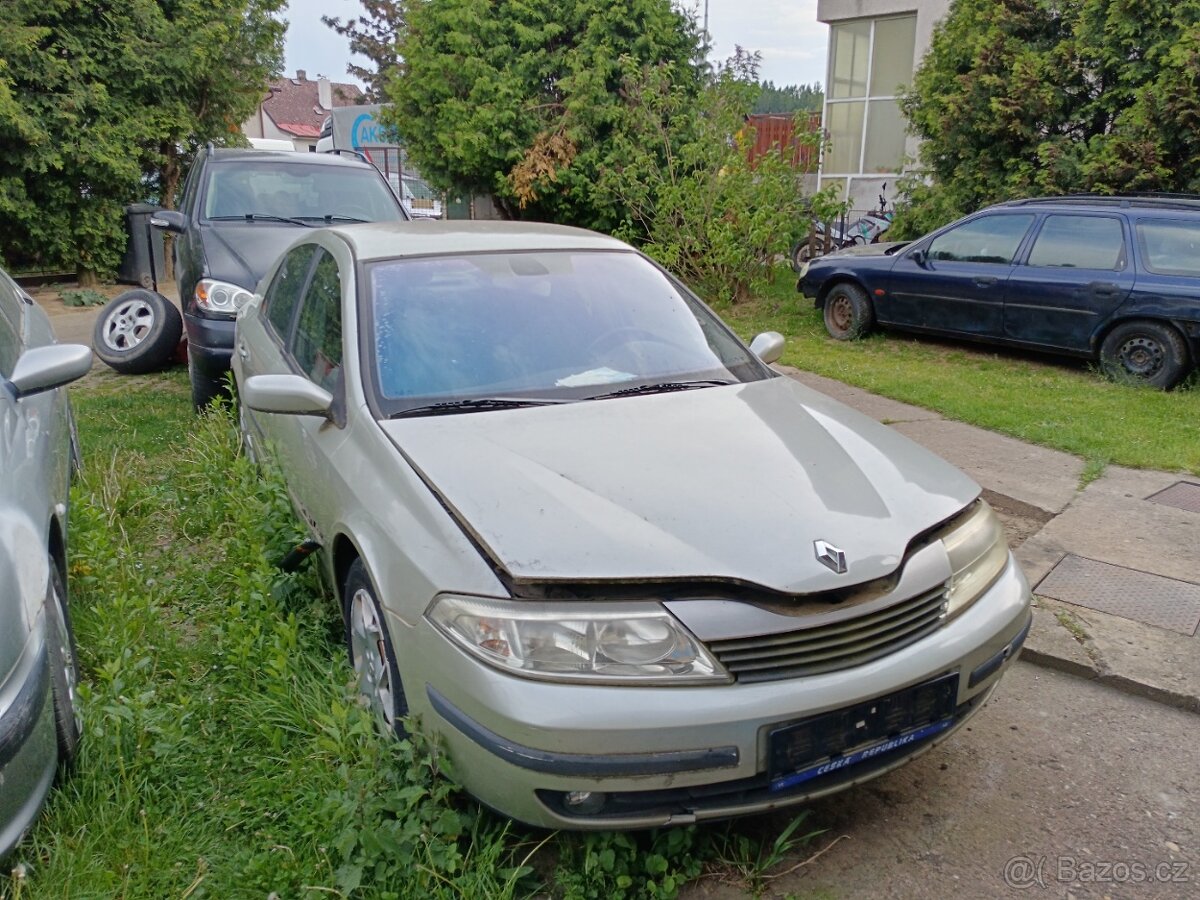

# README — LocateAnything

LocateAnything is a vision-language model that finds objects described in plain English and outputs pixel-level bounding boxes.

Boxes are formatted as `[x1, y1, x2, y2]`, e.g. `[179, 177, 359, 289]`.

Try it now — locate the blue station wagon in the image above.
[798, 195, 1200, 388]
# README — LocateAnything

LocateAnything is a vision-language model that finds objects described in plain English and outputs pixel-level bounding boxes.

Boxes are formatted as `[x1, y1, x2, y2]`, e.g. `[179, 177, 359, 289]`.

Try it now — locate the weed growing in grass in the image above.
[3, 379, 820, 899]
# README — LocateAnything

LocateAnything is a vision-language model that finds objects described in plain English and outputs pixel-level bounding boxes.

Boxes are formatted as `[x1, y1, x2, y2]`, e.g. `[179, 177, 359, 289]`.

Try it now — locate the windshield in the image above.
[365, 250, 769, 415]
[203, 161, 405, 223]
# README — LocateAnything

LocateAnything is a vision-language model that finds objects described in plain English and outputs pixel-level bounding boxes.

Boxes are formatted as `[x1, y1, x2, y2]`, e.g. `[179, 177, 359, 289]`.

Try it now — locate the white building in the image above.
[816, 0, 951, 210]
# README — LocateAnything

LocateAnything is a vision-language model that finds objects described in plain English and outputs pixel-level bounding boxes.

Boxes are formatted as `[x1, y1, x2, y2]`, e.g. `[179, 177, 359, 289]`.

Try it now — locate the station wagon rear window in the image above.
[1136, 219, 1200, 277]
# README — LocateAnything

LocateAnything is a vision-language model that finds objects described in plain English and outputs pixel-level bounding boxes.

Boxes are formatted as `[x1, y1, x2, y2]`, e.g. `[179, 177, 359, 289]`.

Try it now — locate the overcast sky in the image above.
[282, 0, 828, 90]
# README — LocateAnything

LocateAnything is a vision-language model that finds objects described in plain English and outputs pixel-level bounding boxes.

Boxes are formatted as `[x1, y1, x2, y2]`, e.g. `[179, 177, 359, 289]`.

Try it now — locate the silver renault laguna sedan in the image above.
[233, 221, 1031, 829]
[1, 270, 91, 858]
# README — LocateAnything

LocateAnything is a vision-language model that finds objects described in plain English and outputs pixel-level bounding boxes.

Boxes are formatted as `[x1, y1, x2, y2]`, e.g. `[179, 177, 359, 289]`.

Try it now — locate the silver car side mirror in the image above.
[7, 344, 92, 399]
[749, 331, 785, 365]
[242, 374, 333, 417]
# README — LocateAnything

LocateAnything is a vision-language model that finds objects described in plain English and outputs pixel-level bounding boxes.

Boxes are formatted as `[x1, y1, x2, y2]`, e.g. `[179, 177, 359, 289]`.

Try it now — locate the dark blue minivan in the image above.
[797, 195, 1200, 388]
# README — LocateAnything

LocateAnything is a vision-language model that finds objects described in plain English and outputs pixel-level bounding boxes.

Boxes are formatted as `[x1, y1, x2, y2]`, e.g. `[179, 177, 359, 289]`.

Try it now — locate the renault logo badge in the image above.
[814, 540, 848, 574]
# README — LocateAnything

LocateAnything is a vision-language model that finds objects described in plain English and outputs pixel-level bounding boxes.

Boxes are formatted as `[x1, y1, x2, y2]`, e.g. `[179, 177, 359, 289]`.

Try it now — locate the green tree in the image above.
[896, 0, 1200, 236]
[386, 0, 703, 230]
[752, 80, 823, 114]
[322, 0, 405, 101]
[601, 50, 818, 301]
[144, 1, 286, 215]
[0, 1, 283, 283]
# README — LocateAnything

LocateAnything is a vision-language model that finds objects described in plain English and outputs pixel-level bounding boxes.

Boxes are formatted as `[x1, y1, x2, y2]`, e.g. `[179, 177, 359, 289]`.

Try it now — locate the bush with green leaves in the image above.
[602, 51, 821, 302]
[894, 0, 1200, 238]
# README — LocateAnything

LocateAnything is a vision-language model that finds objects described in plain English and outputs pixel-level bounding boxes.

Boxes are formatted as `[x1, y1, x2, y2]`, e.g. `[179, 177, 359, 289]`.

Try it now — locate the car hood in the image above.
[200, 222, 311, 290]
[379, 377, 979, 594]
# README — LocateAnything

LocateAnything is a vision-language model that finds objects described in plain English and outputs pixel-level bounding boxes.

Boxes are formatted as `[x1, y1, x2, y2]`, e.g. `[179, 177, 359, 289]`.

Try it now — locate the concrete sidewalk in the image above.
[780, 366, 1200, 715]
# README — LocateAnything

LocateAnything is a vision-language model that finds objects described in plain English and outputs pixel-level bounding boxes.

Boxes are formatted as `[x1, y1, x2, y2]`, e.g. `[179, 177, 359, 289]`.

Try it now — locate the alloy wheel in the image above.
[349, 587, 395, 728]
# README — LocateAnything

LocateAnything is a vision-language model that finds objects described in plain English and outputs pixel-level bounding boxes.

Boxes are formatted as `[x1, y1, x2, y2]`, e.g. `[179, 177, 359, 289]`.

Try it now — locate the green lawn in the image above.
[715, 274, 1200, 475]
[3, 367, 816, 900]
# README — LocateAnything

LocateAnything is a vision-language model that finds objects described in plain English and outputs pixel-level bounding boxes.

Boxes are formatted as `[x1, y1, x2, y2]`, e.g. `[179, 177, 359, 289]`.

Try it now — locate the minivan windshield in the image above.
[203, 161, 405, 224]
[365, 250, 769, 416]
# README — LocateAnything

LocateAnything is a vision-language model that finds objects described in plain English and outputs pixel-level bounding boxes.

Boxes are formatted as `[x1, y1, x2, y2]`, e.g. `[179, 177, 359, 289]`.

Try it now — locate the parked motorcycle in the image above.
[792, 187, 894, 271]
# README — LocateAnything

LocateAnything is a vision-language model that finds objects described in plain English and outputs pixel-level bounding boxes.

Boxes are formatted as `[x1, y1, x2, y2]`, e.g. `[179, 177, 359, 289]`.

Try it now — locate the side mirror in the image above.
[749, 331, 785, 365]
[150, 210, 188, 233]
[242, 374, 332, 417]
[909, 248, 927, 266]
[7, 344, 93, 399]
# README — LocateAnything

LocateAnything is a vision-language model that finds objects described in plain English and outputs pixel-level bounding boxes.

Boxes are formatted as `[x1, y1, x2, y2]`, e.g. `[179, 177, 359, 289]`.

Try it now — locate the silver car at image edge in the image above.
[0, 271, 92, 858]
[233, 221, 1033, 829]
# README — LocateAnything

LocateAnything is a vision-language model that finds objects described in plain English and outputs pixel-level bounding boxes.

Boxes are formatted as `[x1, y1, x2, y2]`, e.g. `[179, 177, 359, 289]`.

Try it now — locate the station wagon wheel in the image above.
[46, 558, 82, 770]
[1099, 320, 1189, 390]
[344, 560, 408, 736]
[822, 282, 875, 341]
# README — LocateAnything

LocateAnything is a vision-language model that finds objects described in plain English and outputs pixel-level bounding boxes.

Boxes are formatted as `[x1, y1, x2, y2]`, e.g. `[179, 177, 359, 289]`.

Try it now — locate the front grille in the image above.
[707, 585, 948, 683]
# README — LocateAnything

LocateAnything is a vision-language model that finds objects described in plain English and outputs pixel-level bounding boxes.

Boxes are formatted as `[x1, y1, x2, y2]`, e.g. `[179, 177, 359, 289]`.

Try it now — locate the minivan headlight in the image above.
[427, 595, 729, 684]
[195, 279, 254, 317]
[940, 501, 1009, 618]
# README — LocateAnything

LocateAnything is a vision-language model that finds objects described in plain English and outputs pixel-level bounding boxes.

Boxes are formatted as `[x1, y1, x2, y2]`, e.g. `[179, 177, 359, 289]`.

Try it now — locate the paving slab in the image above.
[1031, 597, 1200, 715]
[1018, 465, 1200, 585]
[775, 366, 942, 423]
[890, 418, 1085, 514]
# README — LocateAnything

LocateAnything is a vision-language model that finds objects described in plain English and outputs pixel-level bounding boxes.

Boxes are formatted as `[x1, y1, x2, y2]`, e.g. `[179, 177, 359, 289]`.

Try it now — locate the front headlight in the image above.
[940, 501, 1009, 618]
[427, 595, 729, 684]
[195, 279, 254, 317]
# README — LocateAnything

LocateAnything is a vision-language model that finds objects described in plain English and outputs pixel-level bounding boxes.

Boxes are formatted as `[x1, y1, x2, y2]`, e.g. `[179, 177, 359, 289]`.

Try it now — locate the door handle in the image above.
[973, 275, 999, 286]
[237, 342, 250, 361]
[1090, 282, 1121, 297]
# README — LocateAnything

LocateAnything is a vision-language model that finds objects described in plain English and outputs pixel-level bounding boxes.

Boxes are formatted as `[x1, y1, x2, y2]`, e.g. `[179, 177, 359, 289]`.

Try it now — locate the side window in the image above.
[927, 214, 1034, 265]
[264, 244, 317, 340]
[1027, 215, 1125, 269]
[0, 276, 23, 379]
[1136, 219, 1200, 277]
[291, 250, 343, 392]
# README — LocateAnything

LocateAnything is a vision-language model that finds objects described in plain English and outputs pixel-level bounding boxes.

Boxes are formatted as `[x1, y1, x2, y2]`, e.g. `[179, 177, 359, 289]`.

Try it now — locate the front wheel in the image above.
[791, 240, 813, 272]
[344, 560, 408, 737]
[1099, 320, 1189, 390]
[188, 353, 228, 411]
[822, 283, 875, 341]
[46, 560, 81, 770]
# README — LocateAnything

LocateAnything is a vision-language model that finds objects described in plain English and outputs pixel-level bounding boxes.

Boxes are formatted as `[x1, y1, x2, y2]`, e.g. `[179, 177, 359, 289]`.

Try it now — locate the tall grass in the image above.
[2, 369, 816, 899]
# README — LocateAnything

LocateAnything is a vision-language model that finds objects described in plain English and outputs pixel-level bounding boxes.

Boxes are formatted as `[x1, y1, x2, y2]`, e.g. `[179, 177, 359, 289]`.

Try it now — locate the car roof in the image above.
[328, 220, 633, 260]
[991, 194, 1200, 215]
[207, 148, 372, 169]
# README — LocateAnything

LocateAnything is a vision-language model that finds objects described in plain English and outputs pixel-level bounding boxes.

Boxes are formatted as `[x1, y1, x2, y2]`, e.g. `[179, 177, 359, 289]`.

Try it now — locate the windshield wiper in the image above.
[208, 213, 313, 227]
[584, 379, 734, 401]
[293, 214, 372, 224]
[389, 397, 568, 418]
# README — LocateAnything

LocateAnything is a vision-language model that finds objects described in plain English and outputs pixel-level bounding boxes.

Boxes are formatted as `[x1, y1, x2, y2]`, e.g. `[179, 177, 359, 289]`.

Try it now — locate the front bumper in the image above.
[409, 555, 1032, 829]
[183, 312, 235, 374]
[0, 629, 57, 860]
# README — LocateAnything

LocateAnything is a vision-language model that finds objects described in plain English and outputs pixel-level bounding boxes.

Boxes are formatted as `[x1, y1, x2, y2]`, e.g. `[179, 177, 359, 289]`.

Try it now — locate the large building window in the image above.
[822, 14, 917, 190]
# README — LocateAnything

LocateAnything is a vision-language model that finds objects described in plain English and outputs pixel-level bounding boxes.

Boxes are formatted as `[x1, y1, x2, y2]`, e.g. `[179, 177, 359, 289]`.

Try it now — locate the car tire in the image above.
[92, 290, 182, 375]
[188, 354, 228, 411]
[45, 559, 82, 771]
[343, 560, 408, 737]
[791, 240, 813, 272]
[1099, 320, 1189, 390]
[823, 282, 875, 341]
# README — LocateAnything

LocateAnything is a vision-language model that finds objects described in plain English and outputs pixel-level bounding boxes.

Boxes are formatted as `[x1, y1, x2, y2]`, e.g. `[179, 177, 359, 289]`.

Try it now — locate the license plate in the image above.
[769, 717, 954, 792]
[767, 672, 958, 792]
